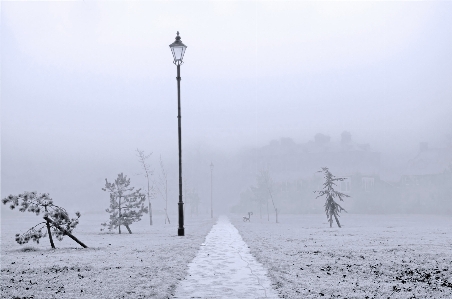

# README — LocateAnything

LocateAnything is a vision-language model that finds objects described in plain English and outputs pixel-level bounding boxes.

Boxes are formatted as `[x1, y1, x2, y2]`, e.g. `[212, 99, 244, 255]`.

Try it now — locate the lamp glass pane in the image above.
[173, 46, 184, 60]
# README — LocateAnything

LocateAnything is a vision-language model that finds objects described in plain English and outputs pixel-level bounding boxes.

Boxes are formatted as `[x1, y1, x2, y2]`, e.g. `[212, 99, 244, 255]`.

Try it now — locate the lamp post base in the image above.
[178, 201, 184, 236]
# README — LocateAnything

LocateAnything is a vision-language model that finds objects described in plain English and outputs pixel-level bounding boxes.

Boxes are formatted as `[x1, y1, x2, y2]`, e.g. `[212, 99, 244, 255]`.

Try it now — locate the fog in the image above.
[2, 1, 452, 218]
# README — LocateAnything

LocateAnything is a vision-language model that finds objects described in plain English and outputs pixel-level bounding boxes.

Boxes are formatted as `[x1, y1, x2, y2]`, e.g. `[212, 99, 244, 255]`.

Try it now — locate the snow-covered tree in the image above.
[1, 192, 83, 248]
[314, 167, 349, 228]
[101, 173, 148, 234]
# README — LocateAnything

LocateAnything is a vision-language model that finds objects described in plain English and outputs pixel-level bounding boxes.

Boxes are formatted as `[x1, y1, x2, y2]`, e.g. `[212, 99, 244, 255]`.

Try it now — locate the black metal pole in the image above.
[177, 64, 184, 236]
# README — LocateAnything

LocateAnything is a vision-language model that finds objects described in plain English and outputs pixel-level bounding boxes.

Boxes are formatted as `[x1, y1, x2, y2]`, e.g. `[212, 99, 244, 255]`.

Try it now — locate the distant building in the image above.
[240, 132, 380, 181]
[403, 142, 452, 177]
[398, 143, 452, 213]
[234, 137, 452, 214]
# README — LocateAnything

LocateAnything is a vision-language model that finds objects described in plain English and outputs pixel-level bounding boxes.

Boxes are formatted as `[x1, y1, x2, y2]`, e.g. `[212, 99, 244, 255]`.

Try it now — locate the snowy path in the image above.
[173, 216, 279, 299]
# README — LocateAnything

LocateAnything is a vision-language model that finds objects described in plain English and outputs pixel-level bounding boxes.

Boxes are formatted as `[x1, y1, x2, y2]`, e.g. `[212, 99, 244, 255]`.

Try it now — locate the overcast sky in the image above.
[2, 1, 451, 213]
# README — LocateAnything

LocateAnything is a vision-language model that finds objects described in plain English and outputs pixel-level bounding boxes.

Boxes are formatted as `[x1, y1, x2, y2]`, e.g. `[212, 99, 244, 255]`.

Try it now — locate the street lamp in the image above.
[169, 31, 187, 236]
[210, 162, 214, 219]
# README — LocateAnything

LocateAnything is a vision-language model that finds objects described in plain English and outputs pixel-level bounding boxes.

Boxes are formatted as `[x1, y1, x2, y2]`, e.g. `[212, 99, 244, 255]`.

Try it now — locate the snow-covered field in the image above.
[3, 211, 452, 299]
[1, 212, 215, 299]
[232, 213, 452, 299]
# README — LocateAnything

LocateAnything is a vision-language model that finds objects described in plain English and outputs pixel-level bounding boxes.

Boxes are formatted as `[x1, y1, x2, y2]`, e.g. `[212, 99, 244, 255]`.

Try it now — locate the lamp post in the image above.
[169, 31, 187, 236]
[210, 162, 214, 219]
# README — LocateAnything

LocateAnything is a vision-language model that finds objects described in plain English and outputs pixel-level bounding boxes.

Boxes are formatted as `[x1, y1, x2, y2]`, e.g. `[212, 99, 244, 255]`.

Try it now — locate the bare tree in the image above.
[314, 167, 349, 228]
[252, 169, 278, 223]
[250, 181, 265, 219]
[186, 188, 200, 217]
[261, 169, 279, 223]
[136, 149, 155, 225]
[156, 155, 171, 224]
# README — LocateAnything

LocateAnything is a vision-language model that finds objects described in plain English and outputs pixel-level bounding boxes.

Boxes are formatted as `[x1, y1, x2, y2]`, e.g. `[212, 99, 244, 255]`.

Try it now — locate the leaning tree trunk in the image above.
[44, 206, 55, 249]
[333, 213, 341, 228]
[45, 220, 56, 249]
[44, 216, 88, 248]
[125, 224, 132, 234]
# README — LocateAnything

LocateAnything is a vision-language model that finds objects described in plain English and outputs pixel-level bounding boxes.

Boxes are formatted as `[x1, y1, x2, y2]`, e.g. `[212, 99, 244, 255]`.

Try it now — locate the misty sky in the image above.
[2, 1, 452, 214]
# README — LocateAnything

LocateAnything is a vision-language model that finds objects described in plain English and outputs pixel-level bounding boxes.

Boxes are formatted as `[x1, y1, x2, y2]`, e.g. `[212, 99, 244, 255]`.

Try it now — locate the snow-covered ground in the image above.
[1, 212, 215, 299]
[3, 211, 452, 298]
[231, 213, 452, 299]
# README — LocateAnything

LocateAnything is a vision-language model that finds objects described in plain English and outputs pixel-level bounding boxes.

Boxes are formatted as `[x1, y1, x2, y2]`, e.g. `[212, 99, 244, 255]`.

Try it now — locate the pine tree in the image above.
[1, 192, 83, 248]
[314, 167, 349, 228]
[101, 173, 148, 234]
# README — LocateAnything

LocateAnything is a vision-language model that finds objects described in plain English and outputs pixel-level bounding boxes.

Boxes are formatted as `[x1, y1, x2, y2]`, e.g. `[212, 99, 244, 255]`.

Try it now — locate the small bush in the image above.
[20, 246, 39, 252]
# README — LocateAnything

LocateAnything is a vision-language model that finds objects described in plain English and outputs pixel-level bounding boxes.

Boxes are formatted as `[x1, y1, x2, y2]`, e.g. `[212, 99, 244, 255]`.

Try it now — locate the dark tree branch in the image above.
[44, 217, 87, 248]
